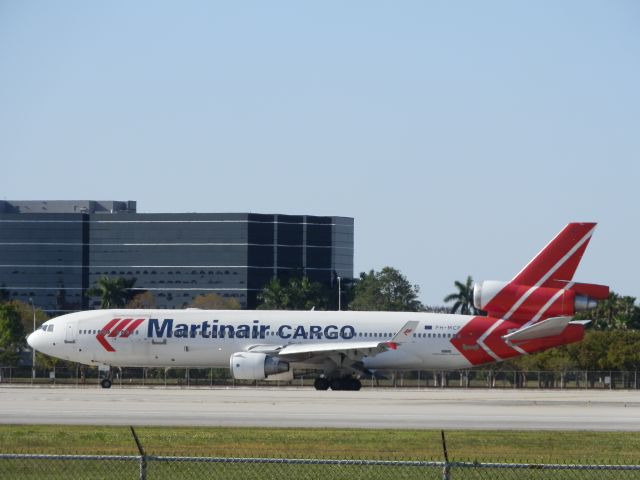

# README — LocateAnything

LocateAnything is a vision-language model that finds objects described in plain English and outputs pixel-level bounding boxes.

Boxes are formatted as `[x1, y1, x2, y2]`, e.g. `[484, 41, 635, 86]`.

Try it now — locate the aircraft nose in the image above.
[27, 331, 43, 351]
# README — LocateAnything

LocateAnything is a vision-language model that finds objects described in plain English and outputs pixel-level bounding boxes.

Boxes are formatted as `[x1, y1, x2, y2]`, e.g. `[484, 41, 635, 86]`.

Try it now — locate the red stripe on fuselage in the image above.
[109, 318, 133, 337]
[96, 318, 120, 352]
[482, 319, 525, 360]
[450, 316, 498, 366]
[120, 318, 144, 338]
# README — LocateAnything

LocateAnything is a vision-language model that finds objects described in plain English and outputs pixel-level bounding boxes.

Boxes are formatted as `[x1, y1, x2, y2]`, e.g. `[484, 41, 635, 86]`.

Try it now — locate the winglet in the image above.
[385, 321, 418, 350]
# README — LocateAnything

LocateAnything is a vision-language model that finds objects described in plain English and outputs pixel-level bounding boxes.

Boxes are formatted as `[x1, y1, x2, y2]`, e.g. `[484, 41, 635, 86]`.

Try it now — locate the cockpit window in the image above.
[47, 325, 54, 332]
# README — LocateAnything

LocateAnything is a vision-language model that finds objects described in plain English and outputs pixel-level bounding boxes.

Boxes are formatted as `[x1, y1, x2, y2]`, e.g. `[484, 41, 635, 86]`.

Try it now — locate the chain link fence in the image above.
[2, 366, 639, 389]
[2, 453, 640, 479]
[2, 429, 639, 480]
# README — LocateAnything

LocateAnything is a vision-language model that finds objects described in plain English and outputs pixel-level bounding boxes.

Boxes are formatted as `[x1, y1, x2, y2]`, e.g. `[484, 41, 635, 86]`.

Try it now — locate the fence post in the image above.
[130, 426, 147, 480]
[441, 430, 451, 480]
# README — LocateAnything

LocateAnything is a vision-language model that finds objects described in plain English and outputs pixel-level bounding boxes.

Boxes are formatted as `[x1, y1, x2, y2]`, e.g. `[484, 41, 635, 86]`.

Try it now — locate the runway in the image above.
[1, 386, 639, 430]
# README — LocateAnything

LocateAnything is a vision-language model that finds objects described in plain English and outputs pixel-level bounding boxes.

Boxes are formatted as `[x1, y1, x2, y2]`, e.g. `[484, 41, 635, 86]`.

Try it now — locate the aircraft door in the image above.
[65, 321, 77, 343]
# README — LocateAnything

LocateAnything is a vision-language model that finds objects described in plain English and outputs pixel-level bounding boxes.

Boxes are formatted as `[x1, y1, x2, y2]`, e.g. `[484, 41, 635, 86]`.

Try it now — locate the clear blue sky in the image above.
[1, 1, 638, 305]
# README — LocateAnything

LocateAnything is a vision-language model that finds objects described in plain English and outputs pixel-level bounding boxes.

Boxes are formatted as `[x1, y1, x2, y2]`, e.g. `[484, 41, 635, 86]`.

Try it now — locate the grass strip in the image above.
[0, 426, 639, 464]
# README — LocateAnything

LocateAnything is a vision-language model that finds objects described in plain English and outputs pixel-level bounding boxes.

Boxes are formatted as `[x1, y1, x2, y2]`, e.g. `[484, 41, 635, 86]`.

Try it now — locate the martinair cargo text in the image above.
[28, 223, 609, 390]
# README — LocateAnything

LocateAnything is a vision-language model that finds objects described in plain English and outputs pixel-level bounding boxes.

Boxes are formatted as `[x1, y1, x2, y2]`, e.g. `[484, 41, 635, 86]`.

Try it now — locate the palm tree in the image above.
[257, 278, 288, 310]
[86, 276, 136, 309]
[257, 276, 330, 310]
[444, 275, 480, 315]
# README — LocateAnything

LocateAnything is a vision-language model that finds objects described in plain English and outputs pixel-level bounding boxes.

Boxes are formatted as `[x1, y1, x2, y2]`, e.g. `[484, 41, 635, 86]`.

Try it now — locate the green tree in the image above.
[189, 293, 240, 310]
[257, 278, 288, 309]
[605, 330, 640, 370]
[125, 291, 157, 309]
[86, 276, 137, 309]
[15, 301, 48, 335]
[444, 276, 481, 315]
[349, 267, 423, 312]
[0, 303, 27, 366]
[551, 330, 615, 371]
[575, 292, 640, 330]
[257, 276, 330, 310]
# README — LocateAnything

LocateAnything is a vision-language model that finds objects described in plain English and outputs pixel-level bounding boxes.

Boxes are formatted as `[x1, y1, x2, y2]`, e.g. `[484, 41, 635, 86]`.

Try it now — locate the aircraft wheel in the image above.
[330, 378, 344, 391]
[314, 377, 330, 390]
[100, 378, 112, 389]
[350, 378, 362, 391]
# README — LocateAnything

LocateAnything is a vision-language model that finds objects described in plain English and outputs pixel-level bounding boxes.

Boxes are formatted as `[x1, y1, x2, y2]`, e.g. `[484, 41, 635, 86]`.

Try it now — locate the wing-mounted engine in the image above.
[473, 280, 608, 321]
[229, 352, 290, 380]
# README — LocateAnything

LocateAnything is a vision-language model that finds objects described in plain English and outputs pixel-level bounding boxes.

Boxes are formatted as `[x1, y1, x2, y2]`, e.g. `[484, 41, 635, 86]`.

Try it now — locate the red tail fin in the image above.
[476, 223, 607, 323]
[511, 222, 596, 287]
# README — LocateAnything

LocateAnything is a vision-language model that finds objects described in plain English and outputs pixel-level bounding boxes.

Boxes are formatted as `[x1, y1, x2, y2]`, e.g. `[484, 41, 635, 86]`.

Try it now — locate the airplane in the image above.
[27, 222, 609, 391]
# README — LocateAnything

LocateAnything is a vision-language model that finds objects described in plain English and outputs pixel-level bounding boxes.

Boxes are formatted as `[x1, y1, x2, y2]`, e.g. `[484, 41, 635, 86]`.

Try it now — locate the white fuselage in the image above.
[28, 309, 474, 372]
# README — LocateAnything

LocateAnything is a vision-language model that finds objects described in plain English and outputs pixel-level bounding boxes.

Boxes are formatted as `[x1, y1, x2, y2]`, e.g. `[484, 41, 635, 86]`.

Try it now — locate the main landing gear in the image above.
[98, 365, 113, 389]
[314, 376, 361, 391]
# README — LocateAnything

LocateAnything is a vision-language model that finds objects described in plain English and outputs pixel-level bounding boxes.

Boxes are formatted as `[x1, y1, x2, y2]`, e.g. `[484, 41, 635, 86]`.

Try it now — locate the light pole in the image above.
[29, 298, 36, 381]
[337, 276, 341, 311]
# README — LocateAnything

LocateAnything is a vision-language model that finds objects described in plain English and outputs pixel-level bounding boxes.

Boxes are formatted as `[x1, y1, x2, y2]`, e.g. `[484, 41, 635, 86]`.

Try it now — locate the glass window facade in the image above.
[0, 201, 353, 312]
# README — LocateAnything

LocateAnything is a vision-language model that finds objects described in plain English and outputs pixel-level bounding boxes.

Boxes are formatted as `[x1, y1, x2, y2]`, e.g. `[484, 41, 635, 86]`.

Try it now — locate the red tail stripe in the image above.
[511, 223, 595, 287]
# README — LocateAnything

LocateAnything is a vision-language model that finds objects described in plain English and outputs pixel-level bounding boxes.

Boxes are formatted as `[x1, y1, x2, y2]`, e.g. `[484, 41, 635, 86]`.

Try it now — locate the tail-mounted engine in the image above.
[229, 352, 290, 380]
[473, 280, 609, 320]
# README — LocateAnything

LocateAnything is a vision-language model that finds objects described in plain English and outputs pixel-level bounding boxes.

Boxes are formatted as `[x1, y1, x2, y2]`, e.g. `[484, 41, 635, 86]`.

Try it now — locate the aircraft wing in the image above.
[244, 342, 384, 357]
[278, 341, 384, 357]
[270, 321, 419, 369]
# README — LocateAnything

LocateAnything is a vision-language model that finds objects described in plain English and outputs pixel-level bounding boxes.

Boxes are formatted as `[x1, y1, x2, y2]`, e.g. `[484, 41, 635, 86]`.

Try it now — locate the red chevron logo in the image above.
[96, 318, 144, 352]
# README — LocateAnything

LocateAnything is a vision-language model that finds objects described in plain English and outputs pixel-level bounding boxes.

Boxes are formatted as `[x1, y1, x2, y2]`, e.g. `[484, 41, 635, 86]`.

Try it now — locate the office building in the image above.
[0, 200, 353, 312]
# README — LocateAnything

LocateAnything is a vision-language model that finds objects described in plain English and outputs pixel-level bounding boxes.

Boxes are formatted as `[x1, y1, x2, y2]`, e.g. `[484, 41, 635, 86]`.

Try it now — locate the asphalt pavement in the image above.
[1, 386, 639, 430]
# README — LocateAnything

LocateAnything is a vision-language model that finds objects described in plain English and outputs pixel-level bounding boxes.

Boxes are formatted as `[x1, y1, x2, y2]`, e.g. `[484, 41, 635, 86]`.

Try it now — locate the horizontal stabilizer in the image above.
[569, 319, 591, 326]
[502, 316, 573, 343]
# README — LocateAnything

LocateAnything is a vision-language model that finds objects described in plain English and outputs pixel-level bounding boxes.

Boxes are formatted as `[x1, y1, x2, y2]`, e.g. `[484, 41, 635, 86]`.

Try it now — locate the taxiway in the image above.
[1, 387, 638, 430]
